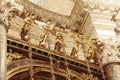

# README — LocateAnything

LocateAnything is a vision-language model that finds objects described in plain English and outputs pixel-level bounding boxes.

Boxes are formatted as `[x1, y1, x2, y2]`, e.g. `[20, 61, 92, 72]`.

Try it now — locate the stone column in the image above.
[0, 21, 8, 80]
[100, 16, 120, 80]
[103, 62, 120, 80]
[101, 38, 120, 80]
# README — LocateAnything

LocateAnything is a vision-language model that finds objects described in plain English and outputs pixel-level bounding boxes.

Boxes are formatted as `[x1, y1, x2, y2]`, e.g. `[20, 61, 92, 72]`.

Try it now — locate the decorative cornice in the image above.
[83, 0, 120, 20]
[83, 0, 120, 7]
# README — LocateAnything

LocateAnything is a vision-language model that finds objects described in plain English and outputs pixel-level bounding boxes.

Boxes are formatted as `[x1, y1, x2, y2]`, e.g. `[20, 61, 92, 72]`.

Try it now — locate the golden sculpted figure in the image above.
[86, 39, 98, 63]
[83, 38, 104, 64]
[54, 32, 64, 52]
[71, 42, 79, 58]
[20, 13, 36, 41]
[54, 60, 60, 69]
[70, 33, 83, 58]
[7, 49, 14, 64]
[80, 73, 98, 80]
[39, 20, 54, 48]
[7, 49, 24, 64]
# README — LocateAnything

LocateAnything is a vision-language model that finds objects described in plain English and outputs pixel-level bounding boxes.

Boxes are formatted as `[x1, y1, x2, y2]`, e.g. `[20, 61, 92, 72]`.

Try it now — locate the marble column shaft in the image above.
[0, 21, 8, 80]
[103, 62, 120, 80]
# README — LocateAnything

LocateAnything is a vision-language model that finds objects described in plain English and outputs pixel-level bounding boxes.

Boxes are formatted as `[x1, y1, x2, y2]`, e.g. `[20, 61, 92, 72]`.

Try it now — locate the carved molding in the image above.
[7, 59, 83, 80]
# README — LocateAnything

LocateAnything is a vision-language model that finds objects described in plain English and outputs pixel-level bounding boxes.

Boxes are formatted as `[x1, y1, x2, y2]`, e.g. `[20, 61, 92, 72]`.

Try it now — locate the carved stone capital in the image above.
[0, 20, 9, 32]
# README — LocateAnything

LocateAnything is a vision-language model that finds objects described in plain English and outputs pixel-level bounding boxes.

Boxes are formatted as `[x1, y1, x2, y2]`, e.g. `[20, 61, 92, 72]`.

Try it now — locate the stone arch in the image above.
[7, 59, 85, 80]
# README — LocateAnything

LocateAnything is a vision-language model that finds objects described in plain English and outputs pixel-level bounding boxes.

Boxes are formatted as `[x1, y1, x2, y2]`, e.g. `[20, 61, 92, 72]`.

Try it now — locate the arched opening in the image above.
[7, 59, 83, 80]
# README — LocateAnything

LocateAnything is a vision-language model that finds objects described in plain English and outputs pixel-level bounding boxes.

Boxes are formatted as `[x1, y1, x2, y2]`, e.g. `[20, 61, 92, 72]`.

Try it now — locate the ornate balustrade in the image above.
[7, 36, 103, 80]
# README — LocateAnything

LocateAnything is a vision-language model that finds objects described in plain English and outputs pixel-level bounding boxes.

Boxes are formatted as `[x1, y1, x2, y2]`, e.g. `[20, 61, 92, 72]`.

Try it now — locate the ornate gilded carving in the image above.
[70, 32, 83, 58]
[54, 60, 60, 69]
[20, 13, 36, 41]
[7, 49, 25, 64]
[80, 73, 98, 80]
[7, 49, 13, 64]
[54, 32, 64, 53]
[84, 38, 104, 64]
[39, 20, 55, 48]
[87, 39, 98, 63]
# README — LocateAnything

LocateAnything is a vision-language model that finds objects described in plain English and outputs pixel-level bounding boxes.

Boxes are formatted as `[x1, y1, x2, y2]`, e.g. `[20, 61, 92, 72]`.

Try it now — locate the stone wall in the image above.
[80, 13, 97, 39]
[16, 0, 72, 28]
[70, 0, 84, 30]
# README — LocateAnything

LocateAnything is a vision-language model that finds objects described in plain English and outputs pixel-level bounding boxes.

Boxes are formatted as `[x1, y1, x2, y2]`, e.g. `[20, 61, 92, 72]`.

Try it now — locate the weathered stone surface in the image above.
[104, 62, 120, 80]
[0, 21, 8, 80]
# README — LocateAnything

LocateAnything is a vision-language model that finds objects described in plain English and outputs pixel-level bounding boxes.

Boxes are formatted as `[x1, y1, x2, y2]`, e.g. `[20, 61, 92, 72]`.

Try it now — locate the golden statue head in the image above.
[29, 14, 36, 20]
[46, 20, 52, 25]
